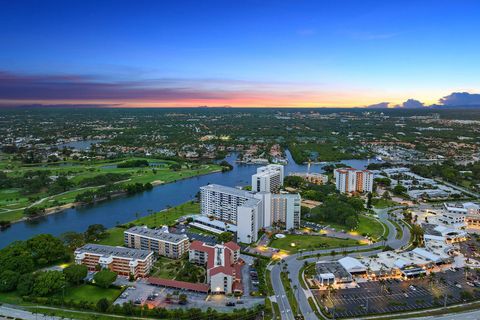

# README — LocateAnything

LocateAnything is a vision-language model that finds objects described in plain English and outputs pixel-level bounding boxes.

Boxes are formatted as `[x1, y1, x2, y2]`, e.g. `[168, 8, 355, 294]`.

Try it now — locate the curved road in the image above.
[270, 209, 411, 319]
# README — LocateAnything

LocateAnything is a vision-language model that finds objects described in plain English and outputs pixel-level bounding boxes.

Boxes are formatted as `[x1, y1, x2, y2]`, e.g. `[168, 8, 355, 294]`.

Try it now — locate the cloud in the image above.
[439, 92, 480, 106]
[0, 70, 351, 107]
[0, 71, 228, 101]
[365, 102, 390, 108]
[395, 98, 425, 109]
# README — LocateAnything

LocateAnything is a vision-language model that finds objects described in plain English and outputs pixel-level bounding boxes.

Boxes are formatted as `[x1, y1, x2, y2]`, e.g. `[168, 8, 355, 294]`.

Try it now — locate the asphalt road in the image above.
[409, 308, 480, 320]
[270, 208, 411, 319]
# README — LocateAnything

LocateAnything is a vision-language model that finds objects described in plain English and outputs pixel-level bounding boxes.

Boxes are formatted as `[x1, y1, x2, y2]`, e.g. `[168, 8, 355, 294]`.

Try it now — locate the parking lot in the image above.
[459, 239, 480, 259]
[112, 272, 264, 311]
[313, 270, 480, 318]
[113, 279, 155, 306]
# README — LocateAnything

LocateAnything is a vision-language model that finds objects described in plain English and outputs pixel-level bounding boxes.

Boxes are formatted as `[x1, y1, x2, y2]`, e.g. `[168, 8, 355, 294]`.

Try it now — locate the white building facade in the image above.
[334, 168, 373, 193]
[199, 164, 300, 243]
[251, 164, 284, 193]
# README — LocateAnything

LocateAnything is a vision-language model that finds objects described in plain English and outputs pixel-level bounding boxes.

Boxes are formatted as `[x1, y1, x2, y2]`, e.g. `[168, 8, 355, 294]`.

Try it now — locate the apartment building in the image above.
[256, 192, 301, 230]
[199, 183, 300, 243]
[236, 198, 262, 243]
[197, 163, 300, 243]
[251, 164, 284, 193]
[199, 184, 262, 243]
[334, 168, 373, 193]
[200, 184, 255, 224]
[74, 244, 154, 278]
[189, 240, 242, 294]
[124, 226, 190, 259]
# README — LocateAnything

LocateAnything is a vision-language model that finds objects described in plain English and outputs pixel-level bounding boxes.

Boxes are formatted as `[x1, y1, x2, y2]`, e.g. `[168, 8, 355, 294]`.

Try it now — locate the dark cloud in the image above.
[439, 92, 480, 106]
[0, 71, 228, 101]
[365, 102, 389, 108]
[395, 98, 425, 109]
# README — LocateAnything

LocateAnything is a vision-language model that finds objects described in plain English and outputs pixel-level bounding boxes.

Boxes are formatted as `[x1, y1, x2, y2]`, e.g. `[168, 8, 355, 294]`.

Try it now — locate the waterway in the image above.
[0, 150, 381, 248]
[57, 139, 105, 150]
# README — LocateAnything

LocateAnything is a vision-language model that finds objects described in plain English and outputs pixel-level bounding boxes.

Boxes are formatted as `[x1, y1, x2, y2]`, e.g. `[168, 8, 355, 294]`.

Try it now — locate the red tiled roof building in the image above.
[189, 240, 243, 294]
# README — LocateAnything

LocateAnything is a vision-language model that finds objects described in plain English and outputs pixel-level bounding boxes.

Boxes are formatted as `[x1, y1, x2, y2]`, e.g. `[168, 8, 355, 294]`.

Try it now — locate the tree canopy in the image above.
[64, 264, 88, 285]
[93, 269, 117, 288]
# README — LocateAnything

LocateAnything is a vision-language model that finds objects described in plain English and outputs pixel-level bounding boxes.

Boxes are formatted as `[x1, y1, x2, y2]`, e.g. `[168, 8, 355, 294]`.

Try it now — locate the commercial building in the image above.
[438, 210, 466, 225]
[338, 256, 367, 275]
[124, 226, 190, 259]
[74, 244, 154, 278]
[334, 168, 373, 193]
[316, 261, 352, 286]
[251, 164, 284, 193]
[189, 240, 243, 294]
[383, 168, 462, 200]
[359, 245, 453, 279]
[422, 223, 467, 243]
[443, 202, 480, 227]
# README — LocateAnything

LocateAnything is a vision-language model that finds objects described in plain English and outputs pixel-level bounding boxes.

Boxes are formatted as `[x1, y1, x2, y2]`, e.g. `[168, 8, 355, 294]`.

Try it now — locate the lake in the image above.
[57, 139, 105, 150]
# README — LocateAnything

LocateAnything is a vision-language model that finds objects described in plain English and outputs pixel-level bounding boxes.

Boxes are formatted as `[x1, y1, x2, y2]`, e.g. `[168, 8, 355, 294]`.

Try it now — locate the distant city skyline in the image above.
[1, 0, 480, 108]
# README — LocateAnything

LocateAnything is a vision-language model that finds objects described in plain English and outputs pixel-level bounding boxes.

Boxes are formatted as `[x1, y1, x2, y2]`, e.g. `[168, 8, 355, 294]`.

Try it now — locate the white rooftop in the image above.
[338, 257, 366, 273]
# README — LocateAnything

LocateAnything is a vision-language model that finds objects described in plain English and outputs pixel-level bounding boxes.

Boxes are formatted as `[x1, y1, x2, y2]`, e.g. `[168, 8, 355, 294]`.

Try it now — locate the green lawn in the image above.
[356, 215, 386, 240]
[133, 201, 200, 227]
[389, 219, 404, 240]
[320, 214, 385, 240]
[280, 271, 300, 315]
[98, 201, 200, 246]
[97, 227, 125, 246]
[58, 284, 122, 304]
[0, 291, 31, 305]
[269, 234, 361, 253]
[0, 157, 220, 222]
[150, 256, 184, 279]
[372, 198, 399, 209]
[25, 307, 124, 320]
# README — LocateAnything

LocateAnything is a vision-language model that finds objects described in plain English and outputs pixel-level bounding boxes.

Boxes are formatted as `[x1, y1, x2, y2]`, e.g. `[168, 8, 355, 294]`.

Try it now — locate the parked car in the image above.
[226, 302, 236, 307]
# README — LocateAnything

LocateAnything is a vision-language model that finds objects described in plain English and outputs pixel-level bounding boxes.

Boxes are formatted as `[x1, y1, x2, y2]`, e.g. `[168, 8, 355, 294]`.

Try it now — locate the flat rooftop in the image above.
[125, 226, 188, 244]
[200, 184, 253, 198]
[76, 243, 152, 260]
[316, 261, 351, 279]
[422, 223, 443, 236]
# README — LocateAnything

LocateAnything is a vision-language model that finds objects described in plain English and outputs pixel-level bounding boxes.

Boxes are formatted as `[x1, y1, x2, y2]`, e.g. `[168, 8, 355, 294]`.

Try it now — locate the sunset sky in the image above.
[1, 0, 480, 108]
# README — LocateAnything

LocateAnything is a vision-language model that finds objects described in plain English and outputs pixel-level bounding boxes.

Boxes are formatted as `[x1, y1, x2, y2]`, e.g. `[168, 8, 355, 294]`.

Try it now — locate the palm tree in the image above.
[327, 284, 334, 298]
[293, 284, 298, 302]
[428, 272, 436, 289]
